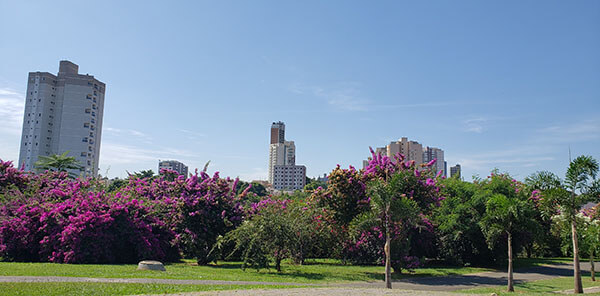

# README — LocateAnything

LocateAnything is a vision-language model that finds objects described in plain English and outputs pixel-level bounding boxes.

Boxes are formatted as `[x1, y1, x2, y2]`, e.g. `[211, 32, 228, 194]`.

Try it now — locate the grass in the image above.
[510, 257, 572, 269]
[456, 275, 600, 296]
[0, 258, 492, 283]
[0, 282, 299, 296]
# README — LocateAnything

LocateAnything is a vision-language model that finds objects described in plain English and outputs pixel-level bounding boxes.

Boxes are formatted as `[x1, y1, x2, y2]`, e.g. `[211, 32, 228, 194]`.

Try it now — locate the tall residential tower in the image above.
[267, 121, 306, 191]
[18, 61, 106, 176]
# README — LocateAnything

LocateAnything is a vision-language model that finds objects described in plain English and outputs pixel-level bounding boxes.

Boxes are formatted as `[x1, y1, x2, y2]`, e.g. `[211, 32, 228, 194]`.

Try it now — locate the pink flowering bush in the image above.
[0, 183, 178, 263]
[119, 169, 245, 264]
[345, 149, 442, 273]
[0, 161, 244, 264]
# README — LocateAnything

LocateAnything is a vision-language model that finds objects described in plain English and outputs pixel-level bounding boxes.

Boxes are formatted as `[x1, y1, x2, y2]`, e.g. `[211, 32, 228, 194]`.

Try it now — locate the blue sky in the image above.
[1, 1, 599, 181]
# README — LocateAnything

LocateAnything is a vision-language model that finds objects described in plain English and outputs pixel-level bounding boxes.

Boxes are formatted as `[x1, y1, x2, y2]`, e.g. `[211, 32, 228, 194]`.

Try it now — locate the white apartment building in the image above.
[18, 61, 105, 177]
[272, 165, 306, 191]
[267, 121, 306, 191]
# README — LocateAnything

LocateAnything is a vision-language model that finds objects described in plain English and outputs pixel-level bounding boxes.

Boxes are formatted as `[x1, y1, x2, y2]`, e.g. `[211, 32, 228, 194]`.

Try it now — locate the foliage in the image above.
[0, 161, 246, 265]
[358, 149, 442, 279]
[33, 152, 82, 178]
[479, 173, 540, 249]
[433, 177, 499, 265]
[119, 169, 245, 264]
[224, 198, 332, 272]
[0, 168, 178, 263]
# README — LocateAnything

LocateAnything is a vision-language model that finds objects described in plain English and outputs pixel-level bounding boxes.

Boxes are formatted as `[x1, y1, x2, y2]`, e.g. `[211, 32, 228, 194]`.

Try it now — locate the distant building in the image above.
[267, 121, 306, 191]
[423, 146, 446, 177]
[387, 137, 423, 165]
[159, 160, 189, 177]
[450, 164, 461, 179]
[270, 121, 285, 144]
[363, 138, 426, 169]
[273, 165, 306, 191]
[268, 140, 296, 183]
[317, 173, 328, 183]
[18, 60, 106, 177]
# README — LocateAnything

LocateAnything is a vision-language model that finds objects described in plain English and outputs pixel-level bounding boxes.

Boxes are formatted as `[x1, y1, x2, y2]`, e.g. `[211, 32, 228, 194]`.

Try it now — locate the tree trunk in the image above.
[276, 256, 282, 273]
[591, 250, 596, 282]
[508, 232, 514, 292]
[384, 208, 392, 289]
[572, 218, 583, 293]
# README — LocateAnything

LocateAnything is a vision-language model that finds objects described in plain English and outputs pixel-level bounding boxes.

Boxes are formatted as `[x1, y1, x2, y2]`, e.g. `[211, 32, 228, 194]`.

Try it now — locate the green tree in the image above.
[34, 151, 82, 177]
[479, 173, 540, 292]
[433, 177, 498, 265]
[128, 169, 155, 180]
[548, 156, 599, 293]
[224, 200, 294, 272]
[367, 172, 420, 289]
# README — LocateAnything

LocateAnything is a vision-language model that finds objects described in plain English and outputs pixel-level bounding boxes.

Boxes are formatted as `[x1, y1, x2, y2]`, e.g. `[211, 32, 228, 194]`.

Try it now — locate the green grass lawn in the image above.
[0, 258, 491, 283]
[0, 282, 299, 296]
[456, 275, 600, 296]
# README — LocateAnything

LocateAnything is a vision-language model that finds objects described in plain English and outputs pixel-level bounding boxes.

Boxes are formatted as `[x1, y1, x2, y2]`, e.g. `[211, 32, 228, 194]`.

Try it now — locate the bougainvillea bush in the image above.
[119, 169, 246, 264]
[309, 150, 443, 272]
[0, 160, 178, 263]
[0, 160, 245, 264]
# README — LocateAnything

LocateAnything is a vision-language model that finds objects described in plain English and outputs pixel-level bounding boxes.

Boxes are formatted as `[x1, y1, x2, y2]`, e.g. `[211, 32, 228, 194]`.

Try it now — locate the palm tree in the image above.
[367, 172, 419, 289]
[563, 156, 599, 293]
[527, 158, 600, 294]
[479, 174, 539, 292]
[34, 151, 83, 178]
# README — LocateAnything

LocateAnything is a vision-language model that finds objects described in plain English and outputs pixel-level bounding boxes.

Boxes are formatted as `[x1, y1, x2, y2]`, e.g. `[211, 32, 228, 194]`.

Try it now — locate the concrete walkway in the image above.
[340, 262, 592, 291]
[0, 276, 309, 286]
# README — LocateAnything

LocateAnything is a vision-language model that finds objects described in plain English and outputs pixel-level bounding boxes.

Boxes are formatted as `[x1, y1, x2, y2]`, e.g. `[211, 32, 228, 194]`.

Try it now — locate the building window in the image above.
[84, 123, 90, 128]
[85, 109, 91, 113]
[82, 137, 88, 142]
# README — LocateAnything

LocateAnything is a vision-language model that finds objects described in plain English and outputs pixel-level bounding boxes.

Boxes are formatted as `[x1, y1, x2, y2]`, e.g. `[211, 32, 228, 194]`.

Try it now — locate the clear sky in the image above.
[1, 0, 599, 181]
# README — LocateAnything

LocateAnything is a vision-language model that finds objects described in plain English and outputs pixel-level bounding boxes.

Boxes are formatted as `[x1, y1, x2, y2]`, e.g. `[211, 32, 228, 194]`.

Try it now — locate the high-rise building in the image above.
[387, 137, 424, 165]
[268, 140, 296, 183]
[423, 146, 446, 177]
[18, 61, 105, 176]
[450, 164, 461, 179]
[267, 121, 306, 191]
[270, 121, 285, 144]
[159, 160, 189, 177]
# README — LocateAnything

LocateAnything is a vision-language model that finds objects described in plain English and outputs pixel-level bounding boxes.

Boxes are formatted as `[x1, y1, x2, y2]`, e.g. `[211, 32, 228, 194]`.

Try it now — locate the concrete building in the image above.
[272, 165, 306, 191]
[268, 140, 296, 183]
[18, 61, 105, 176]
[423, 146, 446, 177]
[387, 137, 423, 165]
[159, 160, 189, 177]
[267, 121, 306, 191]
[450, 164, 461, 179]
[271, 121, 285, 144]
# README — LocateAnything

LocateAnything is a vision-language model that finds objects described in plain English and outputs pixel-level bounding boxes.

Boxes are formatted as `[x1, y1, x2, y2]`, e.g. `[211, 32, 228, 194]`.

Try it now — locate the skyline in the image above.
[1, 1, 599, 181]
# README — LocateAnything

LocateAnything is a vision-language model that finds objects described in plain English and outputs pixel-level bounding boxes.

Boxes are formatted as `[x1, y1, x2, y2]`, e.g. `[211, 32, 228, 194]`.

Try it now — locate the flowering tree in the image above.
[362, 149, 442, 289]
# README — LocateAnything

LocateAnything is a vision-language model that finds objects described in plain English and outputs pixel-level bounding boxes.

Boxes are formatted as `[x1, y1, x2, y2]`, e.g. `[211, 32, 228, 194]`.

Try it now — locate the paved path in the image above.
[142, 288, 471, 296]
[0, 276, 310, 286]
[340, 262, 592, 291]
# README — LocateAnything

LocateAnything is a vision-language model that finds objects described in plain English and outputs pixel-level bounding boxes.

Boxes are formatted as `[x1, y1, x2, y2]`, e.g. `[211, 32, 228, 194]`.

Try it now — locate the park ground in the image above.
[2, 258, 600, 295]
